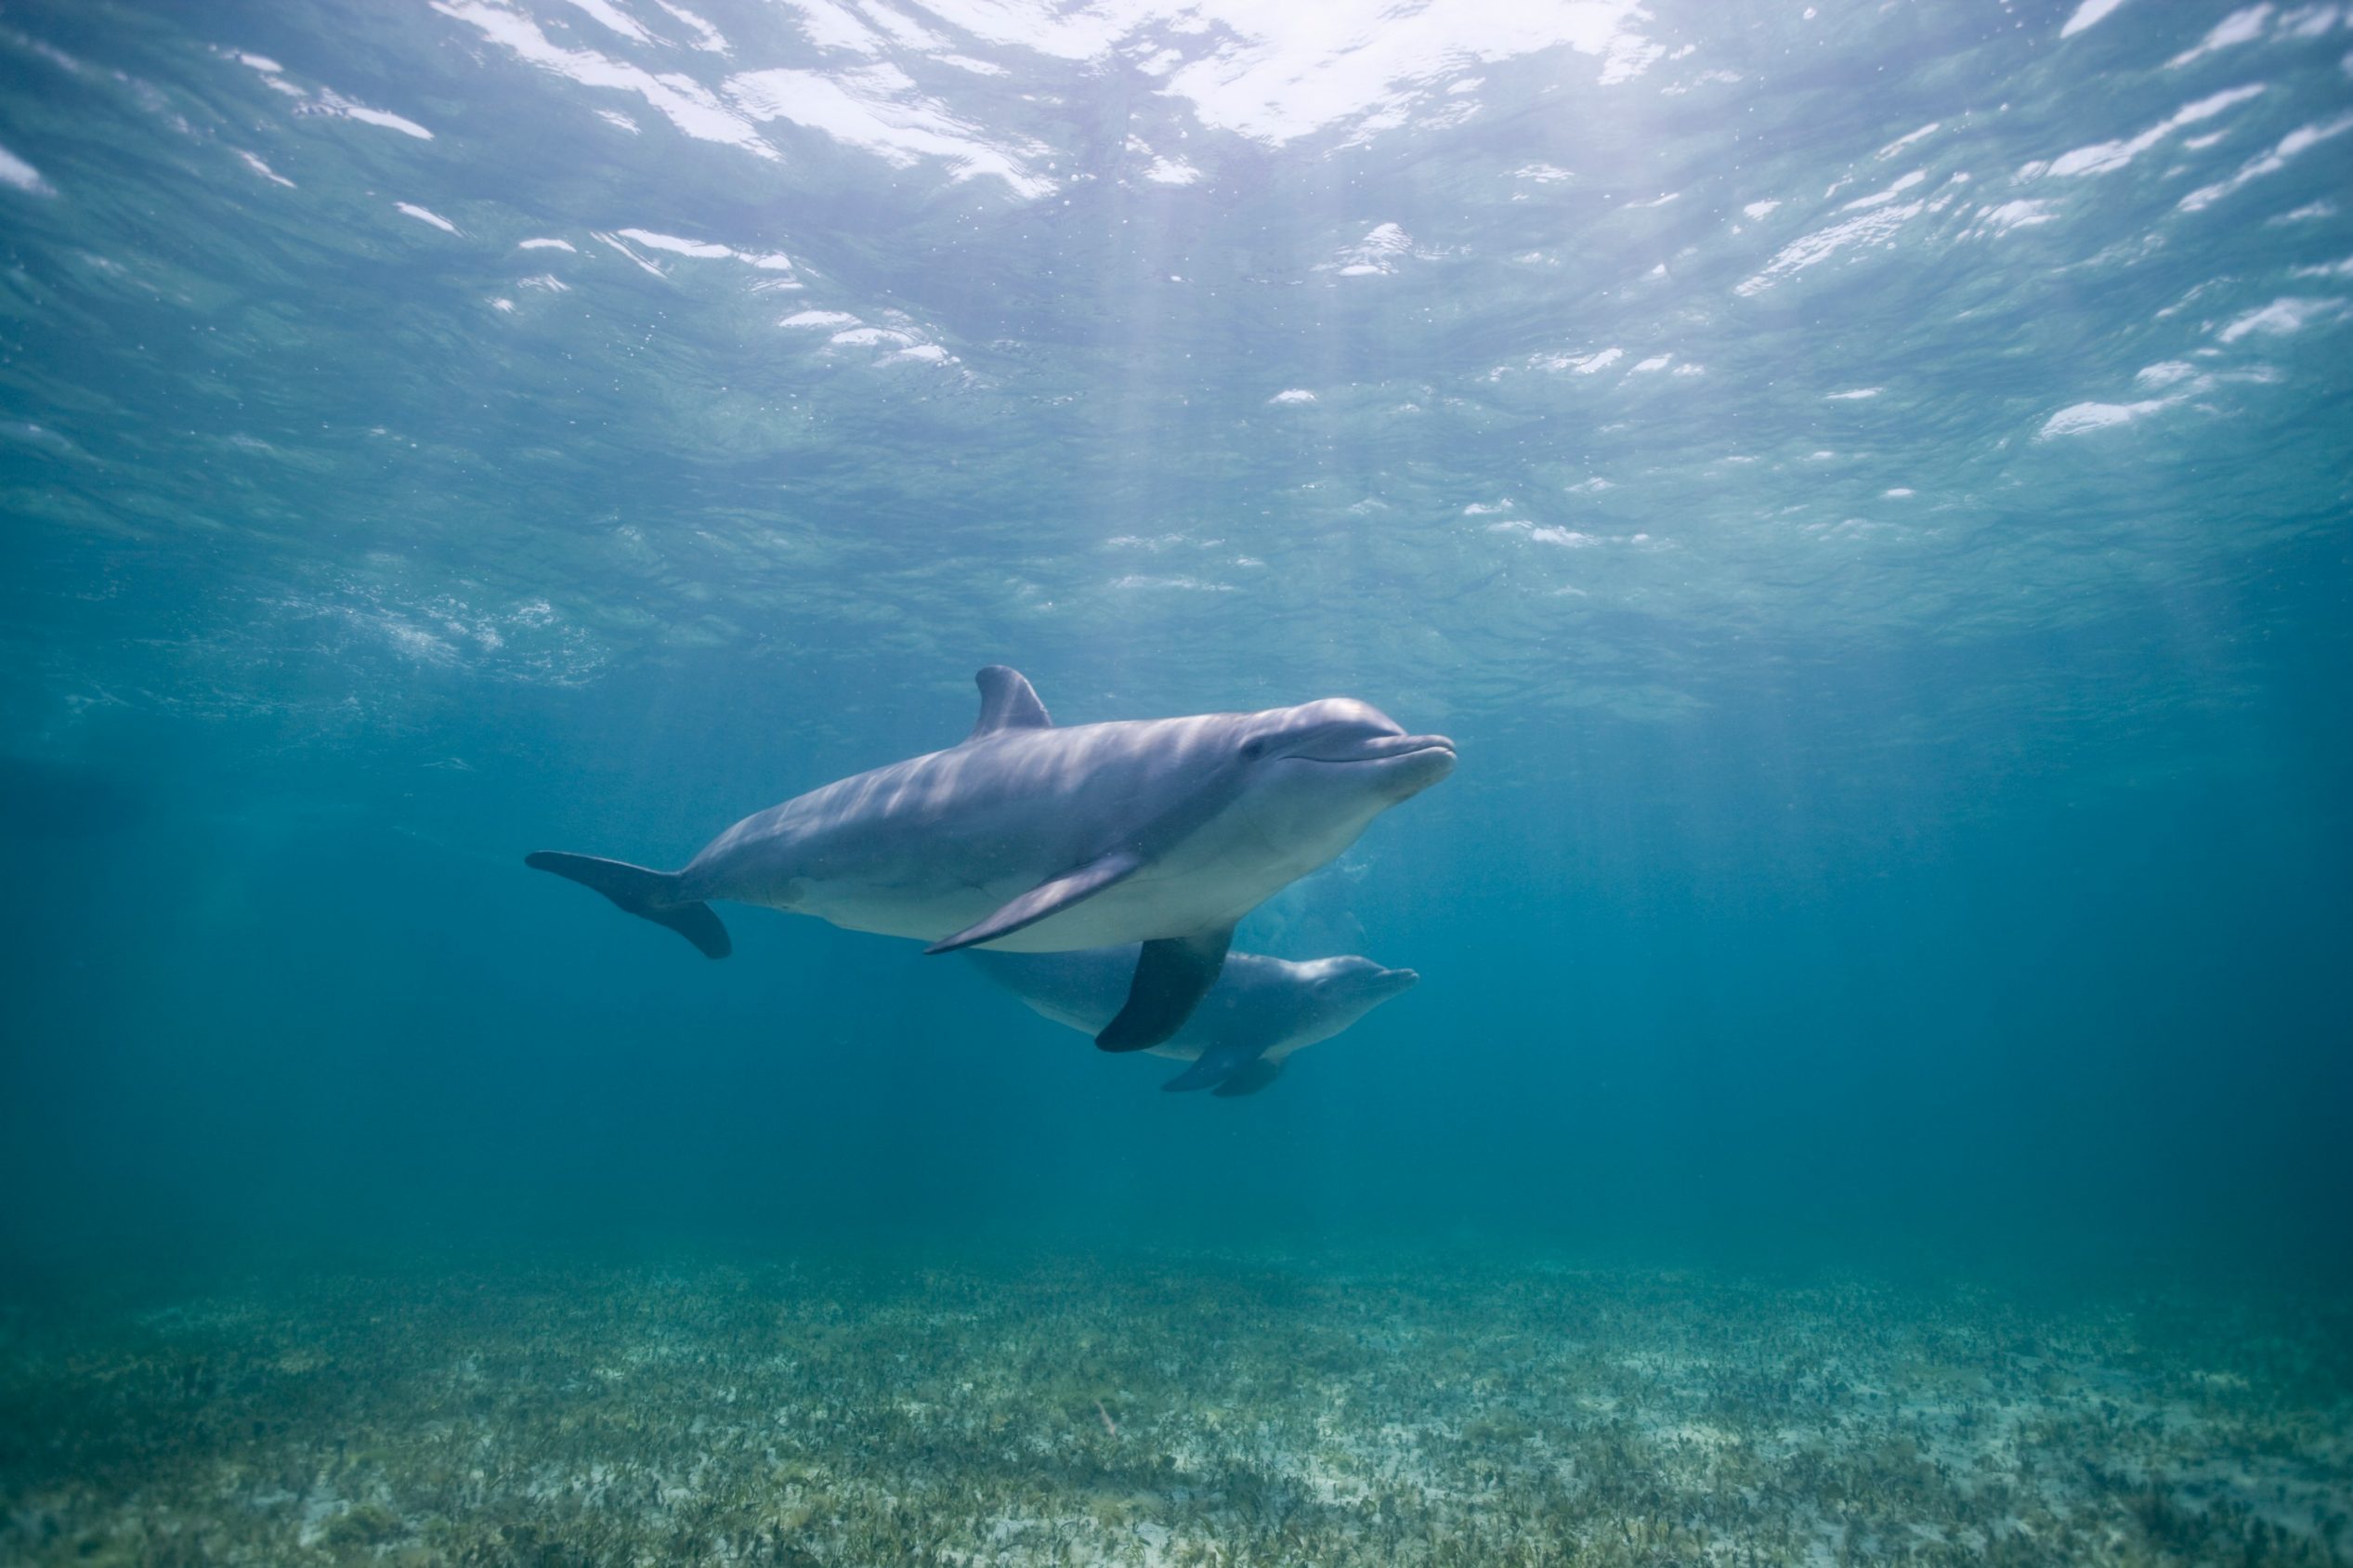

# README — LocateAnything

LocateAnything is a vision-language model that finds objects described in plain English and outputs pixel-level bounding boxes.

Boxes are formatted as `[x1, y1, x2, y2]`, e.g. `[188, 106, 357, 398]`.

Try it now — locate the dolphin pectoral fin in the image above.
[964, 665, 1053, 741]
[1097, 924, 1235, 1052]
[524, 851, 732, 960]
[923, 849, 1144, 954]
[1210, 1060, 1284, 1098]
[1159, 1039, 1267, 1093]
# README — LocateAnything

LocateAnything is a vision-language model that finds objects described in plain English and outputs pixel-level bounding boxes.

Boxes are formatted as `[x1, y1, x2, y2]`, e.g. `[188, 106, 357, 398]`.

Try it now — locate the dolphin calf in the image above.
[527, 667, 1453, 1049]
[968, 946, 1418, 1096]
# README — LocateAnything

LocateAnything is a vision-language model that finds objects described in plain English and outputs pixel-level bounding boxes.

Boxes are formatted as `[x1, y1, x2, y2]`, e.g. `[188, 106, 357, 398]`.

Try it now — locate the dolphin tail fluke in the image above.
[1097, 924, 1233, 1052]
[1210, 1060, 1283, 1098]
[523, 851, 731, 960]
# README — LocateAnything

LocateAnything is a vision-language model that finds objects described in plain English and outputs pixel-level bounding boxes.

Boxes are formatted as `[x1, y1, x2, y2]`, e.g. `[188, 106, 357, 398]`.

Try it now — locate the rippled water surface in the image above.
[7, 0, 2348, 720]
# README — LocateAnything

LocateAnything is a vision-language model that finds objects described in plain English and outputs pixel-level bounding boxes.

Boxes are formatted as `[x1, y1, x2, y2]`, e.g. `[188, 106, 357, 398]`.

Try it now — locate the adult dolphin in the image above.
[526, 667, 1453, 1049]
[968, 946, 1419, 1096]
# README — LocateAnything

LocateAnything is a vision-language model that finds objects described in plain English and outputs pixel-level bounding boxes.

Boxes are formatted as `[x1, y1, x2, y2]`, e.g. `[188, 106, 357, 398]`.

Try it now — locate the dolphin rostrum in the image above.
[968, 946, 1419, 1096]
[526, 667, 1453, 1049]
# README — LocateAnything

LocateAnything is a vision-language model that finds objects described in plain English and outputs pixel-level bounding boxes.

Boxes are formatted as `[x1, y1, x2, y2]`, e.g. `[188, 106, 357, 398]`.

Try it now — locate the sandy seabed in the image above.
[2, 1252, 2347, 1566]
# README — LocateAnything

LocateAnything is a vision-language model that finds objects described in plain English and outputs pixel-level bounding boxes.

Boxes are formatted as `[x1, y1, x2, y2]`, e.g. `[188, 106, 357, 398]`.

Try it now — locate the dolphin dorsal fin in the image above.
[967, 665, 1052, 741]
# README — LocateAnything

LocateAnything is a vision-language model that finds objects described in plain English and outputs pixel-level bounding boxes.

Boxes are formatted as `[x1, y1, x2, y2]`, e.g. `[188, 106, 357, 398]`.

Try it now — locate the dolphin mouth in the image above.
[1296, 734, 1456, 765]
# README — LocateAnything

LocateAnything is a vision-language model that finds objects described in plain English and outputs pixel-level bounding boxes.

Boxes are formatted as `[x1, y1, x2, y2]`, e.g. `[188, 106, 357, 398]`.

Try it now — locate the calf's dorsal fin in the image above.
[967, 665, 1052, 741]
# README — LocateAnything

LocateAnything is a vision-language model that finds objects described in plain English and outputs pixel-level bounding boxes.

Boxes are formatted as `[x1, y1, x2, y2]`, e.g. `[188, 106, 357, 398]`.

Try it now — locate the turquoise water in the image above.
[3, 1, 2350, 1560]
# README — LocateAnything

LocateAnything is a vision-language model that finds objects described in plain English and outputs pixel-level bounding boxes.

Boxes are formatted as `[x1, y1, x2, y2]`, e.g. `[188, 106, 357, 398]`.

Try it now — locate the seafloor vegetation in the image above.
[2, 1250, 2346, 1566]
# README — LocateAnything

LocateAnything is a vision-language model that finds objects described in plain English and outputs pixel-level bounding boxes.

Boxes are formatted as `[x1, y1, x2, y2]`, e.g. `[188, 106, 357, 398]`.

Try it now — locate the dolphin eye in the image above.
[1240, 738, 1269, 761]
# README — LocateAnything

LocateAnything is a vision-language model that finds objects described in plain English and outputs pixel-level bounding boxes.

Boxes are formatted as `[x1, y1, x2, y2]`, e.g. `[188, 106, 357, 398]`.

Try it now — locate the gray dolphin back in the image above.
[522, 852, 731, 960]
